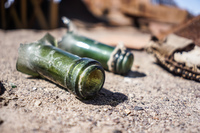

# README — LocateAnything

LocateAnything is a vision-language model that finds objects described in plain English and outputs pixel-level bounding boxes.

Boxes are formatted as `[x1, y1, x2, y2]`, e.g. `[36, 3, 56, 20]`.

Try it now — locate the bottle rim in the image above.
[66, 58, 105, 99]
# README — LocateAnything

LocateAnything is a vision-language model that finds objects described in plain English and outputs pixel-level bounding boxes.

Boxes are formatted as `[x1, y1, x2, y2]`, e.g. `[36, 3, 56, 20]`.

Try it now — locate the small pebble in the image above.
[134, 106, 144, 111]
[32, 87, 37, 91]
[35, 100, 42, 106]
[124, 109, 131, 115]
[163, 97, 170, 101]
[186, 113, 191, 116]
[153, 117, 159, 120]
[103, 108, 108, 112]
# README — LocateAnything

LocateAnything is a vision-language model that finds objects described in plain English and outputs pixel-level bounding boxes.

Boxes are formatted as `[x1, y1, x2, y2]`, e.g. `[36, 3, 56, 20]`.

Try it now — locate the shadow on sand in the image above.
[82, 88, 128, 107]
[27, 77, 128, 106]
[125, 70, 146, 78]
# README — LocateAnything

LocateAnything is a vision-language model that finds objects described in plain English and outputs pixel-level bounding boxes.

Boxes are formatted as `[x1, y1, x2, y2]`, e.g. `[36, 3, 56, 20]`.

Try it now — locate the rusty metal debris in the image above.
[147, 19, 200, 82]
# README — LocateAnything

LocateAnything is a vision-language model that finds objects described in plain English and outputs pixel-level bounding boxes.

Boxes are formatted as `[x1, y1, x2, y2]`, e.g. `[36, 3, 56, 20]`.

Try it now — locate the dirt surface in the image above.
[0, 28, 200, 133]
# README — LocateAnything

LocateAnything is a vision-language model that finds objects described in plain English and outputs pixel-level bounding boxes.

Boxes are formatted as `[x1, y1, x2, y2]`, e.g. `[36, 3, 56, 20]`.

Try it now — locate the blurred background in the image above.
[0, 0, 199, 49]
[1, 0, 199, 29]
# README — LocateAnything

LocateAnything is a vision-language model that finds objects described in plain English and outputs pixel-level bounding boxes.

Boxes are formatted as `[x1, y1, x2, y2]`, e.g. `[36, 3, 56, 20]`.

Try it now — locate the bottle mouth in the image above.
[66, 58, 105, 99]
[78, 66, 105, 99]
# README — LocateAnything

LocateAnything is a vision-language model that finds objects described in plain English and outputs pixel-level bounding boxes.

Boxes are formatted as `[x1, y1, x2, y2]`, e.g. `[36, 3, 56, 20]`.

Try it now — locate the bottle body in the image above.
[58, 32, 134, 74]
[16, 42, 105, 99]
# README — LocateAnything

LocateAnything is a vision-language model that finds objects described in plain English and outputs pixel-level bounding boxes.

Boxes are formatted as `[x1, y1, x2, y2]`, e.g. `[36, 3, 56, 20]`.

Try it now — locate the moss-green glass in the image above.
[58, 32, 134, 75]
[16, 41, 105, 99]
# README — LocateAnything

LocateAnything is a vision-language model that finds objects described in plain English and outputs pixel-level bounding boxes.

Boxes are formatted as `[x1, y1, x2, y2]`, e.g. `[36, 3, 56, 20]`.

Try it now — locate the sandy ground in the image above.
[0, 28, 200, 133]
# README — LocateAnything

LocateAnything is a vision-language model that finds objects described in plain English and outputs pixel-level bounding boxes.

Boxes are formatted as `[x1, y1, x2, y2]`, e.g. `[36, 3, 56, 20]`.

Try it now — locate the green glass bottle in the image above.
[57, 17, 134, 75]
[16, 35, 105, 99]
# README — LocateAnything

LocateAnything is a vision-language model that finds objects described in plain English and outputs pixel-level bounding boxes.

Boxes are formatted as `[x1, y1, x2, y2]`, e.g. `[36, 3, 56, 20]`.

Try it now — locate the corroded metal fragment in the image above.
[147, 34, 200, 82]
